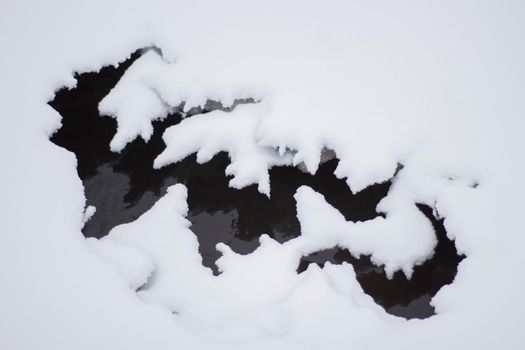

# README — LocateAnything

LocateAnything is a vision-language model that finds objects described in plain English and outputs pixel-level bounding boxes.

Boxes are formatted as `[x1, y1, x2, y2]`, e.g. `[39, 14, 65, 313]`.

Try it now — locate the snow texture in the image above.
[1, 0, 525, 349]
[154, 102, 292, 195]
[99, 49, 171, 152]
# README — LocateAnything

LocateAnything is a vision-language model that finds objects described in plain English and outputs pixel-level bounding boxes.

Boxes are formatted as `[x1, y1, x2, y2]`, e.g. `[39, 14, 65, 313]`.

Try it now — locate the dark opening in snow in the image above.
[48, 49, 464, 320]
[297, 204, 464, 319]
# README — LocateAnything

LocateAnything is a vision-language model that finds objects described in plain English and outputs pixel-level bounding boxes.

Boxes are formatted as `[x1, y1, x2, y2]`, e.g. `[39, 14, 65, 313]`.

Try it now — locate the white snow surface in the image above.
[1, 0, 525, 349]
[99, 49, 171, 152]
[154, 101, 293, 195]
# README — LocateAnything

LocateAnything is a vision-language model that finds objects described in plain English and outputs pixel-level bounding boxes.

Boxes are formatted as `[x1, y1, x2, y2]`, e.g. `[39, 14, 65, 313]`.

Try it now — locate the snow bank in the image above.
[90, 184, 400, 344]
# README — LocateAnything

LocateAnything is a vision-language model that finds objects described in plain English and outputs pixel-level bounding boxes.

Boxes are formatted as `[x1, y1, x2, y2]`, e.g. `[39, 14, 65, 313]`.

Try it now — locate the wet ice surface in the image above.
[49, 52, 463, 320]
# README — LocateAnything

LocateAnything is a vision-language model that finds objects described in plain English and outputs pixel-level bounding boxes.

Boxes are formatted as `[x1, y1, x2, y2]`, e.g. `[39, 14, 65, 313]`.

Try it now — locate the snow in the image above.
[81, 205, 96, 227]
[294, 185, 436, 278]
[99, 49, 171, 152]
[91, 184, 400, 344]
[1, 0, 525, 349]
[153, 102, 292, 195]
[86, 236, 155, 291]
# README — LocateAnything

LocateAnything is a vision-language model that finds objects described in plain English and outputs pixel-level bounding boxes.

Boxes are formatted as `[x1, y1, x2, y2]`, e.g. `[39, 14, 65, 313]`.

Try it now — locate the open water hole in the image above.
[49, 49, 464, 320]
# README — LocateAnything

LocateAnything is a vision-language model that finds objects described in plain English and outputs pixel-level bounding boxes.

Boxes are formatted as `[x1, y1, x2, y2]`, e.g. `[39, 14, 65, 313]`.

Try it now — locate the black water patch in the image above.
[48, 50, 390, 271]
[48, 50, 464, 320]
[297, 204, 465, 319]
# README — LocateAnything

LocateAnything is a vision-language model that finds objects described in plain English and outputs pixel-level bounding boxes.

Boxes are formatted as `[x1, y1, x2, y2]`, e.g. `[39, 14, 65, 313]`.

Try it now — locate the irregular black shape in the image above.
[297, 204, 465, 319]
[49, 51, 390, 271]
[186, 155, 391, 269]
[48, 50, 464, 320]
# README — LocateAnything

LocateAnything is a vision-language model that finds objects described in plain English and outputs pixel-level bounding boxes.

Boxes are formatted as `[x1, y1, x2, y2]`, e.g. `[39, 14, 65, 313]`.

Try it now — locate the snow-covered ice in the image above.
[1, 0, 525, 349]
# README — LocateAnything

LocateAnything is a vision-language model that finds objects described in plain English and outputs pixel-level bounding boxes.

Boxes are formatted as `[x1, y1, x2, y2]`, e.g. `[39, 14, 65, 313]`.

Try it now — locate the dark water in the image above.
[297, 204, 464, 319]
[49, 49, 464, 319]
